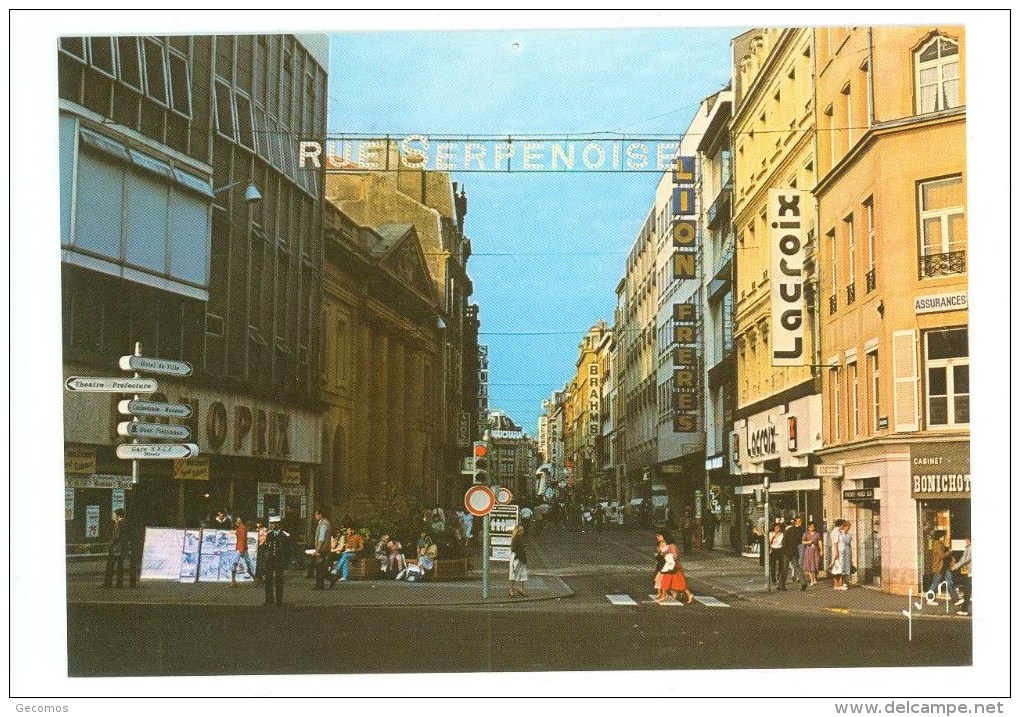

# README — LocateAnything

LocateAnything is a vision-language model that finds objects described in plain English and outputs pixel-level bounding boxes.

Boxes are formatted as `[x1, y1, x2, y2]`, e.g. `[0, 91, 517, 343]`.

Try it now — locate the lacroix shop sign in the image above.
[911, 442, 970, 499]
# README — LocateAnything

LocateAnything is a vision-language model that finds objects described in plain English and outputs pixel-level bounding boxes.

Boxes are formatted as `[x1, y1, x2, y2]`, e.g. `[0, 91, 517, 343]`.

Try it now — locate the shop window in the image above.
[918, 176, 966, 277]
[924, 328, 969, 427]
[915, 36, 960, 114]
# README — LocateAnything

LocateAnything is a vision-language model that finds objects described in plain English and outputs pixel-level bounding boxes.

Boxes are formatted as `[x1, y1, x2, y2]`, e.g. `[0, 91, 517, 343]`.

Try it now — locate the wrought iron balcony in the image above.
[846, 282, 856, 305]
[865, 268, 876, 293]
[829, 294, 837, 315]
[919, 251, 966, 278]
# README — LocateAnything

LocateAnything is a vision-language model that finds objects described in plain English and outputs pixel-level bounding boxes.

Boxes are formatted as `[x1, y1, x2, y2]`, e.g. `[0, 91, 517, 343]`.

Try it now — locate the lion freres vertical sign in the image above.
[768, 189, 812, 367]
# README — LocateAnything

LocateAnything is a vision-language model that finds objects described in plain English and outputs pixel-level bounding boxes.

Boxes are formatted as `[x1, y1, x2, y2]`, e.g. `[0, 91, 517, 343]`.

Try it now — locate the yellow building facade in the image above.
[730, 29, 824, 527]
[562, 321, 611, 499]
[815, 27, 968, 594]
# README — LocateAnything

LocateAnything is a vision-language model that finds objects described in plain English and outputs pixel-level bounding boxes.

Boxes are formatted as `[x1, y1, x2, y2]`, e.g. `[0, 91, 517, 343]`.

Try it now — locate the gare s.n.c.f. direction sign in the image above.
[116, 443, 200, 460]
[118, 399, 193, 418]
[65, 377, 158, 393]
[119, 355, 193, 377]
[117, 421, 191, 440]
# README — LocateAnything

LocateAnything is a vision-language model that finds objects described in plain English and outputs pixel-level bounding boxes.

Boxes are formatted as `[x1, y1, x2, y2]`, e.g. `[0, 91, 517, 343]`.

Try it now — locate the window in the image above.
[925, 328, 969, 427]
[831, 366, 842, 442]
[916, 36, 960, 114]
[827, 229, 838, 314]
[848, 360, 860, 438]
[235, 91, 256, 151]
[864, 197, 876, 291]
[214, 78, 236, 140]
[868, 350, 881, 433]
[167, 48, 191, 118]
[88, 37, 117, 78]
[143, 38, 168, 106]
[117, 37, 143, 92]
[60, 37, 87, 61]
[918, 176, 966, 276]
[845, 214, 856, 304]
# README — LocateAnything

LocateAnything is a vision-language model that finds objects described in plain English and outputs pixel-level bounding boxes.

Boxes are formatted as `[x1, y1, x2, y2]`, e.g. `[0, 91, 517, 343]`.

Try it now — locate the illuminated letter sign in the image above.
[768, 189, 812, 366]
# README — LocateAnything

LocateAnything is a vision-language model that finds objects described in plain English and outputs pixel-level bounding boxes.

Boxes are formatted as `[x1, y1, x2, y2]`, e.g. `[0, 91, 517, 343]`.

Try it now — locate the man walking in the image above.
[102, 508, 128, 588]
[230, 517, 256, 586]
[262, 515, 290, 606]
[954, 538, 972, 616]
[312, 508, 331, 590]
[783, 516, 809, 591]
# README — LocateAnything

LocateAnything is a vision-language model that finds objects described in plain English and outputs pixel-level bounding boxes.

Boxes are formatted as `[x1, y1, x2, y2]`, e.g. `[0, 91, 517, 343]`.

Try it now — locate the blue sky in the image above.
[328, 27, 740, 432]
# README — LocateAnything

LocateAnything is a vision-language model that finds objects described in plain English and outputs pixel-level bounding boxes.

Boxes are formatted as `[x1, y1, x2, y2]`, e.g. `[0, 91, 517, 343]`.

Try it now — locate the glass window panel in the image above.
[947, 213, 966, 251]
[953, 365, 969, 393]
[920, 85, 936, 113]
[922, 217, 942, 254]
[919, 40, 940, 62]
[168, 189, 210, 286]
[928, 397, 948, 425]
[214, 80, 235, 138]
[75, 151, 124, 259]
[89, 37, 116, 77]
[953, 396, 969, 424]
[168, 51, 191, 117]
[61, 37, 87, 60]
[939, 38, 958, 56]
[59, 114, 76, 247]
[235, 92, 255, 150]
[927, 367, 947, 396]
[927, 328, 968, 360]
[943, 62, 959, 80]
[922, 177, 962, 209]
[943, 79, 960, 109]
[124, 169, 169, 272]
[143, 39, 168, 106]
[117, 37, 143, 91]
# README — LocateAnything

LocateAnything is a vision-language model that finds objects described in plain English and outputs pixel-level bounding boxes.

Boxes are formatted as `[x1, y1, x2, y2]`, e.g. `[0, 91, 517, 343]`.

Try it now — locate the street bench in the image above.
[345, 556, 469, 581]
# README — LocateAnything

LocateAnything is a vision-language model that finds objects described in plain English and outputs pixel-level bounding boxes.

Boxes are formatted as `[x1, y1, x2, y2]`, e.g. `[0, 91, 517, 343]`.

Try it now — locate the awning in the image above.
[735, 478, 820, 495]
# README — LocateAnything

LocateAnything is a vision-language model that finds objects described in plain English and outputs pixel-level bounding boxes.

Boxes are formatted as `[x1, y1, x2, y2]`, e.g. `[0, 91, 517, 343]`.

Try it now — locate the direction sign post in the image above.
[464, 485, 497, 600]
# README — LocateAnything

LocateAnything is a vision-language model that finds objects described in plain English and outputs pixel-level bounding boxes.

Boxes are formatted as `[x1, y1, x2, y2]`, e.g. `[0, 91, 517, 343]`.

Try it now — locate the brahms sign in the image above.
[298, 136, 685, 173]
[768, 189, 812, 367]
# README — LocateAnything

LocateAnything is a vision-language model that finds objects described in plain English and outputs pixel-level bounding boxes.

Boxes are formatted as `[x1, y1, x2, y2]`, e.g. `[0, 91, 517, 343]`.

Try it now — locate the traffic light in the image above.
[472, 440, 490, 484]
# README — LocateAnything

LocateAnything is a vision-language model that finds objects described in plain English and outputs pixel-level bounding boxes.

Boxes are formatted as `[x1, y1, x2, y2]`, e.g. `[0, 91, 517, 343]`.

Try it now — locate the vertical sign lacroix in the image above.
[769, 189, 811, 366]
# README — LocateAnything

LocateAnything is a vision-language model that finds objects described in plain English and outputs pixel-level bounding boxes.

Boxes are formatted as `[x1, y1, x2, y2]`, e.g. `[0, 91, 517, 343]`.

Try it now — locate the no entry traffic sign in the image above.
[464, 484, 496, 517]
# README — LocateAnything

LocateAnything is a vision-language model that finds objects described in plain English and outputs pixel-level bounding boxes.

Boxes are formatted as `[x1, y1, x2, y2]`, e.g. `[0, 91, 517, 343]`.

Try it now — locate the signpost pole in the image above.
[763, 474, 771, 592]
[482, 514, 490, 600]
[131, 342, 142, 485]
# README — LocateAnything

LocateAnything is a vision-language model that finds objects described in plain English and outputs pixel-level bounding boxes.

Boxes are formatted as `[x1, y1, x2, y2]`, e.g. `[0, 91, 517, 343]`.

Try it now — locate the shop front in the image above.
[912, 441, 970, 591]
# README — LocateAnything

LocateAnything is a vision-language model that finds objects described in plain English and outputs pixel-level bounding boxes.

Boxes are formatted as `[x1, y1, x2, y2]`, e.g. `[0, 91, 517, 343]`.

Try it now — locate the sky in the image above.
[328, 27, 739, 433]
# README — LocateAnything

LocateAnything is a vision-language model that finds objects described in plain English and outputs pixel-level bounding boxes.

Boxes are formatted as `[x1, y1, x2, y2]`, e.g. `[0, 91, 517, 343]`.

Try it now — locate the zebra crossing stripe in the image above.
[606, 594, 638, 605]
[694, 596, 730, 607]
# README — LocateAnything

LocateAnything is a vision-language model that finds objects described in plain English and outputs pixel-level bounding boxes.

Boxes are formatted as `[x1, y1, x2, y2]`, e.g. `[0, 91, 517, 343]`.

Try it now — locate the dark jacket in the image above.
[783, 523, 805, 558]
[510, 534, 527, 564]
[262, 528, 291, 569]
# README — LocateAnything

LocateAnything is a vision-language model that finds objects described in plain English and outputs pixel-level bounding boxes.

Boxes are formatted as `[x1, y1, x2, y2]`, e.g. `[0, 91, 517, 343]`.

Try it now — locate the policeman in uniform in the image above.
[262, 515, 290, 606]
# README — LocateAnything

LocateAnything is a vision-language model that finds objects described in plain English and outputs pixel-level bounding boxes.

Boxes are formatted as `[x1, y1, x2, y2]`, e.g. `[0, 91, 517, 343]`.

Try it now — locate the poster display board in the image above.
[489, 504, 520, 562]
[179, 529, 201, 582]
[140, 528, 186, 580]
[135, 527, 260, 583]
[199, 529, 230, 582]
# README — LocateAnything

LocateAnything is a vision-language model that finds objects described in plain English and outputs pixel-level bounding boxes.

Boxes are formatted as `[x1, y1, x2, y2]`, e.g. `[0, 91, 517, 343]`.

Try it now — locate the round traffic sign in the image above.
[495, 487, 513, 505]
[464, 485, 496, 517]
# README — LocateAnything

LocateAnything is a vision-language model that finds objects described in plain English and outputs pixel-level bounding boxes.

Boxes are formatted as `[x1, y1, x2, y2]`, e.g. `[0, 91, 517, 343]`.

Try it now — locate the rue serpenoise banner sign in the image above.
[297, 135, 689, 173]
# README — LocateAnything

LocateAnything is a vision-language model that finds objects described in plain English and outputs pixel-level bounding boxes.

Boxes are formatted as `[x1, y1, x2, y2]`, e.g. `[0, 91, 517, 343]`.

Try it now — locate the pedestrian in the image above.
[508, 525, 529, 597]
[653, 533, 667, 601]
[230, 516, 256, 586]
[800, 520, 822, 586]
[830, 520, 853, 590]
[925, 529, 959, 605]
[311, 508, 331, 589]
[253, 520, 267, 585]
[210, 508, 233, 531]
[954, 538, 972, 616]
[262, 515, 290, 606]
[753, 517, 766, 567]
[679, 508, 693, 555]
[656, 530, 694, 604]
[828, 519, 845, 588]
[460, 510, 474, 544]
[783, 516, 809, 591]
[768, 522, 786, 588]
[102, 508, 128, 589]
[329, 526, 365, 585]
[703, 510, 718, 550]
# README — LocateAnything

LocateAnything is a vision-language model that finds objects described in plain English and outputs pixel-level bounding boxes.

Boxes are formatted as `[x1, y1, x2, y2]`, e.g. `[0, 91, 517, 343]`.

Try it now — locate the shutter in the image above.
[892, 329, 919, 432]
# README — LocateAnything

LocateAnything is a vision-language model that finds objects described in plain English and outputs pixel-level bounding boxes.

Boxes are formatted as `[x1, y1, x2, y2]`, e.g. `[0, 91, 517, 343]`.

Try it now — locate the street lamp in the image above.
[213, 179, 262, 203]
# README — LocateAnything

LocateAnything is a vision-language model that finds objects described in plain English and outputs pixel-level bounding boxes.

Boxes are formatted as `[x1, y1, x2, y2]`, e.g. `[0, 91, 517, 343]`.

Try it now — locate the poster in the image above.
[140, 528, 186, 581]
[111, 488, 125, 517]
[85, 505, 100, 538]
[179, 529, 201, 583]
[199, 529, 233, 582]
[217, 529, 237, 582]
[65, 488, 74, 521]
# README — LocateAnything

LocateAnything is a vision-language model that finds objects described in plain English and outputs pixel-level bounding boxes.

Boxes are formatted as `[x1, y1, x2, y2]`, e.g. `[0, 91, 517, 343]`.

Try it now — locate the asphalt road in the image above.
[67, 524, 971, 677]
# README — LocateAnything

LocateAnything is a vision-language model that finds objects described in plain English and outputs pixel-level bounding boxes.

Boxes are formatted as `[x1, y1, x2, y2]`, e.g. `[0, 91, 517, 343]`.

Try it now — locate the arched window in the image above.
[915, 35, 960, 114]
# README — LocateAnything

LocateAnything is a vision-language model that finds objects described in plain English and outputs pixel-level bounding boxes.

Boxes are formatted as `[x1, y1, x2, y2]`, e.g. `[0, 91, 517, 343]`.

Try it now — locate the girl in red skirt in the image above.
[656, 531, 694, 604]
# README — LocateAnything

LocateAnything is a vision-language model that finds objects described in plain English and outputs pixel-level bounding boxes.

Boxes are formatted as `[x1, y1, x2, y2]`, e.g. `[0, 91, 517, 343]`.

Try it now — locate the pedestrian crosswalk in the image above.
[604, 593, 730, 607]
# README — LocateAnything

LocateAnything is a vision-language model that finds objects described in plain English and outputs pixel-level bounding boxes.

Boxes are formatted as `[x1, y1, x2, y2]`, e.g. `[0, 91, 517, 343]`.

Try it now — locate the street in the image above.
[66, 524, 971, 677]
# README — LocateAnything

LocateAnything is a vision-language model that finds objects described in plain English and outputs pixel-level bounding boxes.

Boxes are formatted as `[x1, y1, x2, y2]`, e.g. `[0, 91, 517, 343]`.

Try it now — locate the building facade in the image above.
[729, 28, 824, 551]
[319, 204, 443, 524]
[60, 34, 328, 545]
[813, 26, 968, 594]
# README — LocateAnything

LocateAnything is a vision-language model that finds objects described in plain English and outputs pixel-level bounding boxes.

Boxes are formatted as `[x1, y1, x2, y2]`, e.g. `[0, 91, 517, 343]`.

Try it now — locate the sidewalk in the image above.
[673, 546, 969, 620]
[65, 559, 574, 608]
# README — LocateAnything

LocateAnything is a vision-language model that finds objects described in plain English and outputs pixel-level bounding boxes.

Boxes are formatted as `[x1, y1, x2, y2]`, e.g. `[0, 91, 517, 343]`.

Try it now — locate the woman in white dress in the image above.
[508, 525, 529, 597]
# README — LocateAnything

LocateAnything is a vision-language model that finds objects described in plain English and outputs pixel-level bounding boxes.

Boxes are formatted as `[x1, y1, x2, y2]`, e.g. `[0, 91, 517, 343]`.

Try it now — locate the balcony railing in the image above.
[846, 282, 856, 305]
[829, 294, 837, 315]
[865, 268, 876, 293]
[919, 251, 966, 278]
